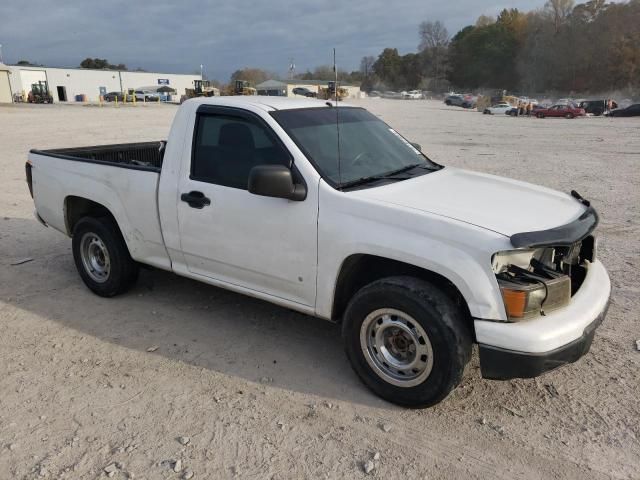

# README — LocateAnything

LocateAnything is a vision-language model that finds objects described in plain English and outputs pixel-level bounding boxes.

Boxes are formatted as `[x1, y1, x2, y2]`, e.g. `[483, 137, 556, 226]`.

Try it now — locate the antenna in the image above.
[334, 48, 342, 186]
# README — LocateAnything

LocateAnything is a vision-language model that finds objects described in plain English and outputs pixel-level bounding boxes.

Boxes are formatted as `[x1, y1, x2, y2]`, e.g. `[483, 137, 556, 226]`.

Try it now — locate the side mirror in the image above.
[248, 165, 307, 201]
[410, 142, 422, 152]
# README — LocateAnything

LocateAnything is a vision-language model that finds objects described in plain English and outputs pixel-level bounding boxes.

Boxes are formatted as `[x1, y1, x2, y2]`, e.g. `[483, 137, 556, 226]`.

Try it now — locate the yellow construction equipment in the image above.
[233, 80, 257, 96]
[184, 80, 220, 99]
[319, 81, 347, 101]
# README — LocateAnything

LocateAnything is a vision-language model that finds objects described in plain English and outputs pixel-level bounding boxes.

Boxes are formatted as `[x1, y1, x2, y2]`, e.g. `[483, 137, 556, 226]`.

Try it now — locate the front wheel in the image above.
[72, 216, 139, 297]
[565, 113, 575, 119]
[537, 112, 545, 118]
[342, 276, 472, 408]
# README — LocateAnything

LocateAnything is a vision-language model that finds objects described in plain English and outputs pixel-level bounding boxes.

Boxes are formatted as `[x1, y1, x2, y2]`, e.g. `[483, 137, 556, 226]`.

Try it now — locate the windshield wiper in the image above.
[339, 163, 434, 189]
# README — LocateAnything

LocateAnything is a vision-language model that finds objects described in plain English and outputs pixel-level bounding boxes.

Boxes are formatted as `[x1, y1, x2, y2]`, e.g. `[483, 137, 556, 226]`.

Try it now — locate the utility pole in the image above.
[200, 64, 204, 80]
[288, 58, 295, 79]
[0, 44, 4, 64]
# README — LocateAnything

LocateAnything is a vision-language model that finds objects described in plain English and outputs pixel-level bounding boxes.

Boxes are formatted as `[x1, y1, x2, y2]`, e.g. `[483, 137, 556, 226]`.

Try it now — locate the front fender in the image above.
[316, 184, 510, 320]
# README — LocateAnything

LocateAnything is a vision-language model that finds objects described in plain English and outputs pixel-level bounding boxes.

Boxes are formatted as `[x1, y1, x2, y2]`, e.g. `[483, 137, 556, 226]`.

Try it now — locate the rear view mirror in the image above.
[248, 165, 307, 201]
[410, 142, 422, 152]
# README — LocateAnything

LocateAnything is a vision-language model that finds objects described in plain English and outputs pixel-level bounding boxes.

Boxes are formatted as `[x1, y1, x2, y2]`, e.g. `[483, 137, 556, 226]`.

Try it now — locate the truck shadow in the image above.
[2, 217, 393, 408]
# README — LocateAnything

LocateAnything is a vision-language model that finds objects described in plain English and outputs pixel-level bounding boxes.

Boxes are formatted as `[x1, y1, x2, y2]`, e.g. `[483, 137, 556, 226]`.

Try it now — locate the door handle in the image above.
[181, 191, 211, 209]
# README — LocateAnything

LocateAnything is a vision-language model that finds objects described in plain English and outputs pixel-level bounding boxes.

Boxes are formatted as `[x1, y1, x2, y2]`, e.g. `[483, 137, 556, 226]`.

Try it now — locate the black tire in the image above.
[537, 112, 545, 118]
[565, 113, 574, 119]
[72, 216, 139, 297]
[342, 276, 472, 408]
[445, 100, 452, 106]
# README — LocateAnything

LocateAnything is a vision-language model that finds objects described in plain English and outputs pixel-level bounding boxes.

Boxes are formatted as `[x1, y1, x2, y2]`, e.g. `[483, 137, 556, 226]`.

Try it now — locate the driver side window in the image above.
[192, 113, 291, 189]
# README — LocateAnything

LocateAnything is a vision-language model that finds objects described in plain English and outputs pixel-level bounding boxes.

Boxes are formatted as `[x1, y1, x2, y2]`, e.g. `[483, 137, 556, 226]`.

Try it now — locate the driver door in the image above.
[176, 107, 318, 307]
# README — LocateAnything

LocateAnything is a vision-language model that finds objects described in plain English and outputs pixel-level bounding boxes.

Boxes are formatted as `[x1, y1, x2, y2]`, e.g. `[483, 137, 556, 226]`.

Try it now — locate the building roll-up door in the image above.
[0, 71, 12, 103]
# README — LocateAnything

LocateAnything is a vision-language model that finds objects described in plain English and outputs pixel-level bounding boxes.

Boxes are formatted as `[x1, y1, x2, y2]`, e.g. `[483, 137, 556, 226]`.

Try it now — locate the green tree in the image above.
[447, 21, 520, 90]
[373, 48, 403, 89]
[229, 68, 270, 86]
[79, 58, 127, 70]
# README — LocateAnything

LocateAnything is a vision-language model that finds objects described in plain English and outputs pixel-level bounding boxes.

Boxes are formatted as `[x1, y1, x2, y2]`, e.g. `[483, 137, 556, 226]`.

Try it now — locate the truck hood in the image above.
[354, 167, 587, 237]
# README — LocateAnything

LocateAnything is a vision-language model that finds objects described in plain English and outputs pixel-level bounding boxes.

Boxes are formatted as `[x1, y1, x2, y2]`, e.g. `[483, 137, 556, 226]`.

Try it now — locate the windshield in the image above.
[271, 107, 441, 188]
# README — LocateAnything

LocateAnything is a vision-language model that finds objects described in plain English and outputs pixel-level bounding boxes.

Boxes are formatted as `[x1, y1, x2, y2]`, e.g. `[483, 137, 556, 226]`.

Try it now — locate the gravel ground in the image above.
[0, 100, 638, 479]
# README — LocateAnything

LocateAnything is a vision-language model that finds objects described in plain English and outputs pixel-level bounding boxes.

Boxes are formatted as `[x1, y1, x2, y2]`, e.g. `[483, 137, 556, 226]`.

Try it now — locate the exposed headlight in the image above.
[493, 250, 572, 322]
[498, 279, 547, 320]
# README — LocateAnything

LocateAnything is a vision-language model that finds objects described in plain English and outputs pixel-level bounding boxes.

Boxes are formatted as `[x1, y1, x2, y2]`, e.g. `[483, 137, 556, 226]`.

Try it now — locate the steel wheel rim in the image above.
[360, 308, 434, 388]
[80, 232, 111, 283]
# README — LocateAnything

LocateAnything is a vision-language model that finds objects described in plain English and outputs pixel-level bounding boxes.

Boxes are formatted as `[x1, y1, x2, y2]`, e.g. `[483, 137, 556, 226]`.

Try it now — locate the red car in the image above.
[535, 104, 586, 119]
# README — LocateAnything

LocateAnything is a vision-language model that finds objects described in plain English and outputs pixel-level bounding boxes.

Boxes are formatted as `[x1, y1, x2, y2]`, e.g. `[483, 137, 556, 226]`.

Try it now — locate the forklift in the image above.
[28, 81, 53, 104]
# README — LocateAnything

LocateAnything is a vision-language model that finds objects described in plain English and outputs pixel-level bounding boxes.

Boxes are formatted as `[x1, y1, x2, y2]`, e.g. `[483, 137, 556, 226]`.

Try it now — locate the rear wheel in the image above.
[342, 276, 472, 408]
[537, 112, 545, 118]
[72, 216, 139, 297]
[565, 113, 574, 119]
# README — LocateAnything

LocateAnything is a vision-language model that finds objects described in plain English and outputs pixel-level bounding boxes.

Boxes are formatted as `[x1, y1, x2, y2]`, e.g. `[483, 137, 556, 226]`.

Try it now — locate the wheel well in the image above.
[64, 196, 114, 235]
[331, 254, 473, 333]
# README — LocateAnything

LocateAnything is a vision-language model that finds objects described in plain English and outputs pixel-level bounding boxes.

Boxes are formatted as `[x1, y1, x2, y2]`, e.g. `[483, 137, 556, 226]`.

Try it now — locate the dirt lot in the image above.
[1, 100, 638, 480]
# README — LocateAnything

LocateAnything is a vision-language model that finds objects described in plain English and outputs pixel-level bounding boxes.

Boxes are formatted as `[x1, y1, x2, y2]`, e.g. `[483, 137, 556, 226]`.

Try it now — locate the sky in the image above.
[0, 0, 544, 81]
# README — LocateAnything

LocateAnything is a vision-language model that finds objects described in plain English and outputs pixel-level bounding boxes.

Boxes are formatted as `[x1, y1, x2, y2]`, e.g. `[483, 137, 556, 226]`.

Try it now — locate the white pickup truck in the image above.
[26, 97, 610, 408]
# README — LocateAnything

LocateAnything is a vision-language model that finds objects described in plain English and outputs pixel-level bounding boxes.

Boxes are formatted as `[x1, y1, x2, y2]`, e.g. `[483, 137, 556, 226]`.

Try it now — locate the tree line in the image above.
[361, 0, 639, 95]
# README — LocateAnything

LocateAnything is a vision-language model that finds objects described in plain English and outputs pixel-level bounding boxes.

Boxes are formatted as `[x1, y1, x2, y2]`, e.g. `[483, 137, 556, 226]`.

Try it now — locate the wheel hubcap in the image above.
[79, 232, 111, 283]
[360, 308, 434, 388]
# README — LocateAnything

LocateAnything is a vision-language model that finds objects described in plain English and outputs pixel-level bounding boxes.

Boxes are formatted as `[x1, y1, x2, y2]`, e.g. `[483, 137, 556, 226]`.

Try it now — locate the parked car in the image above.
[608, 104, 640, 117]
[579, 100, 608, 116]
[483, 103, 513, 115]
[134, 90, 159, 101]
[445, 94, 476, 109]
[292, 87, 317, 98]
[444, 94, 464, 106]
[535, 104, 586, 119]
[103, 91, 124, 102]
[402, 90, 423, 100]
[382, 91, 403, 99]
[26, 97, 610, 408]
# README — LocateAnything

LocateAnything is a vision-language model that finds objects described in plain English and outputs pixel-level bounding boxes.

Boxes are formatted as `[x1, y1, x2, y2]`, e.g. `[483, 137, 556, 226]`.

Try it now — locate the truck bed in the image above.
[30, 141, 165, 171]
[28, 141, 170, 270]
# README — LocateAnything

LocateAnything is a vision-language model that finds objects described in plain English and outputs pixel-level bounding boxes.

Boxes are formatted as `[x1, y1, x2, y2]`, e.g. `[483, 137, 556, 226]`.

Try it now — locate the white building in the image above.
[7, 65, 201, 102]
[0, 63, 11, 103]
[256, 79, 362, 99]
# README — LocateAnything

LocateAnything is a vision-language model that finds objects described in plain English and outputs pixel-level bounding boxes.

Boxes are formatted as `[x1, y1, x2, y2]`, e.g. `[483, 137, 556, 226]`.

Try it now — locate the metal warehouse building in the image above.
[0, 64, 12, 103]
[5, 65, 201, 103]
[256, 79, 362, 99]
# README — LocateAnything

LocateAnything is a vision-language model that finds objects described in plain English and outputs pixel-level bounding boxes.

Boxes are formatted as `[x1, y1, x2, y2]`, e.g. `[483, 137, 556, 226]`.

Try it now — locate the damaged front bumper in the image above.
[475, 259, 610, 380]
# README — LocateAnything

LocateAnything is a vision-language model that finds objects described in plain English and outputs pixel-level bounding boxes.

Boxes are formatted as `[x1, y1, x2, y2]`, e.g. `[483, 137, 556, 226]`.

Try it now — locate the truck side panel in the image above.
[30, 153, 171, 270]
